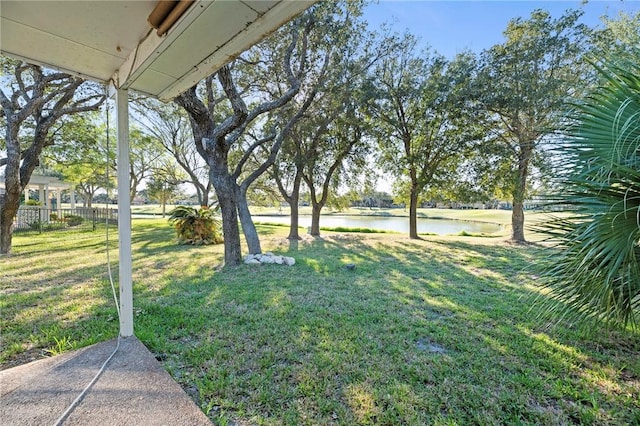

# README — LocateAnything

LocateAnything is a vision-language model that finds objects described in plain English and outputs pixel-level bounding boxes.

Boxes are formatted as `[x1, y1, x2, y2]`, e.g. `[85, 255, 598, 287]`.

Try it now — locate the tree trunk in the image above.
[195, 182, 212, 207]
[1, 126, 21, 254]
[200, 187, 209, 207]
[0, 181, 20, 254]
[511, 199, 525, 242]
[0, 200, 19, 255]
[310, 203, 322, 236]
[203, 186, 211, 207]
[409, 184, 419, 239]
[196, 187, 204, 207]
[287, 174, 303, 240]
[511, 144, 532, 243]
[213, 174, 243, 266]
[236, 186, 261, 254]
[129, 174, 138, 203]
[289, 200, 301, 240]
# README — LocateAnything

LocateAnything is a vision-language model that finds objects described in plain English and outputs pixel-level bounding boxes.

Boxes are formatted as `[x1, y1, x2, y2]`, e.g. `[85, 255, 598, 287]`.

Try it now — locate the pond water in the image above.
[252, 214, 502, 235]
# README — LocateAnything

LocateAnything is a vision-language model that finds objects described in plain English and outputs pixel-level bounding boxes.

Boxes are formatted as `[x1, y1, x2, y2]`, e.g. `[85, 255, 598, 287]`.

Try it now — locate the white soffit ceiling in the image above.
[0, 0, 315, 101]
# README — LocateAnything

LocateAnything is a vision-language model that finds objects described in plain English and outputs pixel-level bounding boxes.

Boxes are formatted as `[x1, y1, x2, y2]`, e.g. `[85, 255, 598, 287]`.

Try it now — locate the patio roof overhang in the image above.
[1, 0, 315, 101]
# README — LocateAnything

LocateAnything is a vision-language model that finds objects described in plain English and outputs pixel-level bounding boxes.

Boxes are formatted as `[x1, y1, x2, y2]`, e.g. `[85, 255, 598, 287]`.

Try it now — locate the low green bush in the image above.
[320, 226, 389, 234]
[65, 215, 84, 226]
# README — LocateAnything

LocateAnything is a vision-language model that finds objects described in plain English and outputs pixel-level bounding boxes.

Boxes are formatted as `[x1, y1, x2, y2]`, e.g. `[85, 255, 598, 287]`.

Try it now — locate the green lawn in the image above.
[1, 220, 638, 425]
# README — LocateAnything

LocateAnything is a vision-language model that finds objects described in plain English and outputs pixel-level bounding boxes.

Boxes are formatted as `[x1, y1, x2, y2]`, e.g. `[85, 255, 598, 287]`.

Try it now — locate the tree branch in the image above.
[212, 65, 248, 144]
[226, 20, 309, 146]
[174, 86, 213, 159]
[0, 88, 13, 117]
[232, 134, 276, 179]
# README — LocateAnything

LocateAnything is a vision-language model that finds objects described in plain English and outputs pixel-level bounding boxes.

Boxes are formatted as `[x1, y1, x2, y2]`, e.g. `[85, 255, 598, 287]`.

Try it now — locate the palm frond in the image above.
[168, 205, 223, 245]
[533, 54, 640, 331]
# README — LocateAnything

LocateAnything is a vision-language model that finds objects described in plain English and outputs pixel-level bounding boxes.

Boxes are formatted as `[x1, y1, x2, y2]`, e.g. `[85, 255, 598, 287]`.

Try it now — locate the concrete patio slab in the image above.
[0, 336, 212, 425]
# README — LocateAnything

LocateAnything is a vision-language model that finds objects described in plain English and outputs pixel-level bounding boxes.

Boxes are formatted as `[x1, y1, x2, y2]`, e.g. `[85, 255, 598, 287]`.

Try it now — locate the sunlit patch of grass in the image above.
[344, 382, 380, 424]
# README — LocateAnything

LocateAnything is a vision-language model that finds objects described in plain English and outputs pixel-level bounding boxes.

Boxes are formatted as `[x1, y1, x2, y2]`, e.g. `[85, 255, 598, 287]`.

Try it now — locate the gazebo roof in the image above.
[23, 174, 71, 191]
[1, 0, 315, 101]
[0, 174, 71, 192]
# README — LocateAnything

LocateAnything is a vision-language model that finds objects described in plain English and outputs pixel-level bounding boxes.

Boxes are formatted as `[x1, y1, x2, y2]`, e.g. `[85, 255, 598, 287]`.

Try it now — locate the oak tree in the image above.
[175, 6, 329, 265]
[272, 3, 385, 238]
[477, 9, 591, 242]
[133, 98, 213, 206]
[0, 61, 104, 254]
[370, 38, 481, 239]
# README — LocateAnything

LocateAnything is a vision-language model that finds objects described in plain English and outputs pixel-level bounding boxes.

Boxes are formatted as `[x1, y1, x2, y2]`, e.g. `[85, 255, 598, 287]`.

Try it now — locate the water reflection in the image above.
[253, 214, 501, 235]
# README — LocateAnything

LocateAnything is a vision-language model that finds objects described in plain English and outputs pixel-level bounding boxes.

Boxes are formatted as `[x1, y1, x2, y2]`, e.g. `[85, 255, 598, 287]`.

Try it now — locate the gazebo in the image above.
[0, 1, 316, 423]
[0, 172, 74, 207]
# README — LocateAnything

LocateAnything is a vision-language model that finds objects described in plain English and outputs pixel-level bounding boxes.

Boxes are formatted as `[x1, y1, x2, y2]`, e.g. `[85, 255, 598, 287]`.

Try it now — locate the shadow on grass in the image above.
[1, 257, 120, 368]
[133, 232, 638, 425]
[5, 225, 639, 425]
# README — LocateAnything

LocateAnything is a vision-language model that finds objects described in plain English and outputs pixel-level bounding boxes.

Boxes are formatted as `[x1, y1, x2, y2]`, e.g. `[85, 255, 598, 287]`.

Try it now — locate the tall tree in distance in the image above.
[302, 108, 369, 237]
[48, 116, 163, 205]
[146, 159, 186, 217]
[125, 128, 164, 202]
[272, 1, 378, 239]
[477, 9, 591, 242]
[0, 60, 104, 254]
[132, 98, 213, 207]
[370, 36, 481, 239]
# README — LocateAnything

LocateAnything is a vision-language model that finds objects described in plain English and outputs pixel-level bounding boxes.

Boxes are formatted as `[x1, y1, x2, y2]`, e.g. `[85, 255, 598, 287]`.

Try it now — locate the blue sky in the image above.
[362, 0, 639, 58]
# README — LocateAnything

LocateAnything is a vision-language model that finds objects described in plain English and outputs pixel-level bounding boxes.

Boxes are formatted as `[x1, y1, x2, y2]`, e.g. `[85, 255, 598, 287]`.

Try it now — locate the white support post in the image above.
[70, 188, 76, 209]
[45, 184, 51, 210]
[115, 87, 134, 337]
[38, 184, 45, 222]
[56, 190, 61, 214]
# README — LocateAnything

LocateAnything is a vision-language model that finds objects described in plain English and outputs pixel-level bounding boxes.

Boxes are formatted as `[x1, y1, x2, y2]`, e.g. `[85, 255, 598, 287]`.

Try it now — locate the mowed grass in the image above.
[1, 220, 639, 425]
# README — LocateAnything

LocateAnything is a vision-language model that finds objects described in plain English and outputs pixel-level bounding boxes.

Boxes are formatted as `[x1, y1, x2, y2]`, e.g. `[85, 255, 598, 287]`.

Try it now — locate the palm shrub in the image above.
[534, 55, 640, 330]
[168, 205, 223, 245]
